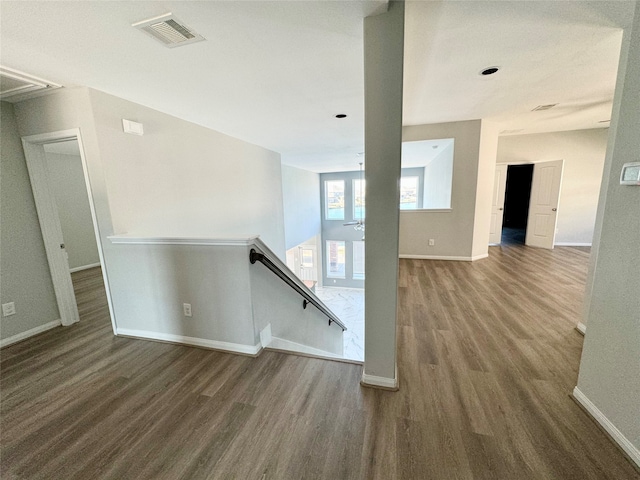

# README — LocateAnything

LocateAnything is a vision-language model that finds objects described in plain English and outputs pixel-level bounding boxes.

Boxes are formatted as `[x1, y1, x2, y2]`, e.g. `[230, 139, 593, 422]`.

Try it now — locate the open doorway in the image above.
[502, 164, 534, 244]
[21, 129, 115, 332]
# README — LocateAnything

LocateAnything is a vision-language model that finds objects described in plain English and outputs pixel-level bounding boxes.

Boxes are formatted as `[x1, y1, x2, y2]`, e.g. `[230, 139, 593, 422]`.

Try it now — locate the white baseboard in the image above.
[399, 253, 488, 262]
[573, 386, 640, 468]
[69, 262, 101, 273]
[116, 328, 262, 356]
[361, 365, 398, 390]
[0, 319, 61, 348]
[268, 336, 343, 359]
[260, 324, 272, 348]
[576, 322, 587, 335]
[554, 243, 592, 247]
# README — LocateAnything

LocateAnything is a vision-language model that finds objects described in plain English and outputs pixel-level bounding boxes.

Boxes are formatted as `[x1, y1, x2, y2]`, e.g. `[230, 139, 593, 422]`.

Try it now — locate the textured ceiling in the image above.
[0, 1, 634, 172]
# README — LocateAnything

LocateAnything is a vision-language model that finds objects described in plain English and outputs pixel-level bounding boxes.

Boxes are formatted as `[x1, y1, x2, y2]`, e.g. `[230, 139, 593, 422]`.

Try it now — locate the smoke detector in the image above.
[0, 66, 61, 102]
[133, 13, 205, 48]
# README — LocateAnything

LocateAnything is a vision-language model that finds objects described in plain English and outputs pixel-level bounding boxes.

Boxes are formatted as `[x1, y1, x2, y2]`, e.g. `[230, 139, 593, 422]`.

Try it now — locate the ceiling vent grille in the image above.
[133, 13, 205, 48]
[532, 103, 558, 111]
[0, 66, 61, 102]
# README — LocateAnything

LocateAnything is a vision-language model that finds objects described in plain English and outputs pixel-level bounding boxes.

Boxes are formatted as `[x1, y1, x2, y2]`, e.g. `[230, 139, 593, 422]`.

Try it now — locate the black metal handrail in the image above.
[249, 248, 346, 331]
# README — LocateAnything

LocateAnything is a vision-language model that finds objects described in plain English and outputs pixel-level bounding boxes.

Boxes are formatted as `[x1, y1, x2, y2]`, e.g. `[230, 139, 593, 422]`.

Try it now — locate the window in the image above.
[353, 241, 365, 280]
[325, 180, 345, 220]
[326, 241, 346, 278]
[400, 176, 419, 210]
[401, 138, 454, 210]
[352, 178, 366, 220]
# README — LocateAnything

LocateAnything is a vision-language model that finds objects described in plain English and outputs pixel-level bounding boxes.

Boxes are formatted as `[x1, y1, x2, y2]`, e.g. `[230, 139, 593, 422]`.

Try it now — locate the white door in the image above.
[525, 160, 564, 249]
[489, 164, 508, 244]
[298, 245, 318, 283]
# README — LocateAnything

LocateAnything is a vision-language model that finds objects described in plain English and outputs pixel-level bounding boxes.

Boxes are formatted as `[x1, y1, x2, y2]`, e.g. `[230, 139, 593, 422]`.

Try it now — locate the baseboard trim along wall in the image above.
[116, 328, 262, 356]
[0, 319, 61, 348]
[268, 336, 345, 361]
[576, 322, 587, 335]
[399, 253, 488, 262]
[554, 242, 593, 247]
[69, 262, 101, 273]
[572, 387, 640, 469]
[361, 365, 399, 390]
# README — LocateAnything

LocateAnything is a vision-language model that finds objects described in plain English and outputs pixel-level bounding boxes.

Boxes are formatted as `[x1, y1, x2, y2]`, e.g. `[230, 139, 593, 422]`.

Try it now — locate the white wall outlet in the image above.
[428, 239, 435, 246]
[2, 302, 16, 317]
[183, 303, 192, 317]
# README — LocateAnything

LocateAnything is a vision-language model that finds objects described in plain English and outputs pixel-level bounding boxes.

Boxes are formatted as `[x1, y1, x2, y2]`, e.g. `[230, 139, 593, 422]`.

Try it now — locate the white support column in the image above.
[362, 1, 404, 389]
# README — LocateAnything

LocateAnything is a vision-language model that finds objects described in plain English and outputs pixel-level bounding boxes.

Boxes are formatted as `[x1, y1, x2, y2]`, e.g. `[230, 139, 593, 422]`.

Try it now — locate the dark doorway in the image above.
[502, 164, 534, 244]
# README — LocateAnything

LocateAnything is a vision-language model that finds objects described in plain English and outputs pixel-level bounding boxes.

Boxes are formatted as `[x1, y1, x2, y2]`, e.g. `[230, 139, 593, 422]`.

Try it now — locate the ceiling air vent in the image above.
[133, 13, 205, 48]
[532, 103, 558, 111]
[0, 66, 61, 102]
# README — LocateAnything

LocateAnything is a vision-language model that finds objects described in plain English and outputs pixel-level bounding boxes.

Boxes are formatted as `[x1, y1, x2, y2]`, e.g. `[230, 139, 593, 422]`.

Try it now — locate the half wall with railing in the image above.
[107, 235, 344, 358]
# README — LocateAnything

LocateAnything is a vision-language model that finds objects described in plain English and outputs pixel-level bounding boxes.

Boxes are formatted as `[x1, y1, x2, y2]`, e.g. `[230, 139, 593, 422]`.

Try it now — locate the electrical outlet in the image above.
[2, 302, 16, 317]
[428, 239, 435, 246]
[183, 303, 192, 317]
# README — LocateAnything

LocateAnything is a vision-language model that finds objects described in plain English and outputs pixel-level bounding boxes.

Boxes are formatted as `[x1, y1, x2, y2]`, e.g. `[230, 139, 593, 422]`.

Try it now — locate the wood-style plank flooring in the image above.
[2, 249, 639, 479]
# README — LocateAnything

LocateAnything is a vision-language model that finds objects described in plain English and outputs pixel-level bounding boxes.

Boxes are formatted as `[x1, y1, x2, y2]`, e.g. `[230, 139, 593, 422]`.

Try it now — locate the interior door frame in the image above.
[490, 160, 563, 248]
[489, 163, 508, 245]
[22, 129, 116, 331]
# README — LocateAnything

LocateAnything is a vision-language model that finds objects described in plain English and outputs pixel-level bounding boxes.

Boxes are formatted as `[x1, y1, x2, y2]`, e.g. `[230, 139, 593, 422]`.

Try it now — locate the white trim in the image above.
[22, 129, 118, 336]
[399, 208, 452, 214]
[399, 254, 487, 262]
[22, 132, 81, 327]
[572, 387, 640, 468]
[69, 262, 101, 273]
[554, 242, 593, 247]
[116, 328, 262, 356]
[361, 365, 398, 389]
[259, 324, 272, 347]
[576, 322, 587, 335]
[0, 319, 61, 348]
[268, 336, 344, 360]
[108, 235, 259, 246]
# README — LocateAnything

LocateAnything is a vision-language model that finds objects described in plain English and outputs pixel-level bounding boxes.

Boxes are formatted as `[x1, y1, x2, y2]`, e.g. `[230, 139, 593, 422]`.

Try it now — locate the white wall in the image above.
[109, 242, 256, 346]
[44, 150, 100, 270]
[87, 90, 286, 259]
[423, 142, 453, 209]
[577, 3, 640, 463]
[281, 164, 320, 250]
[472, 121, 500, 258]
[13, 87, 288, 348]
[400, 120, 483, 259]
[496, 128, 608, 245]
[0, 102, 60, 342]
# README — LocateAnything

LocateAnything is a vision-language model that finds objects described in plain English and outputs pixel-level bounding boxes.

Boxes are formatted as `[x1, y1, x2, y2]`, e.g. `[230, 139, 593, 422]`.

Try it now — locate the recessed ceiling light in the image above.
[480, 66, 500, 76]
[335, 114, 347, 119]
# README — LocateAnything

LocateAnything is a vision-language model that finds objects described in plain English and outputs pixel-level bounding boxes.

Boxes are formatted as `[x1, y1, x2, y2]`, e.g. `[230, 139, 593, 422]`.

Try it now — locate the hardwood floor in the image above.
[1, 251, 638, 479]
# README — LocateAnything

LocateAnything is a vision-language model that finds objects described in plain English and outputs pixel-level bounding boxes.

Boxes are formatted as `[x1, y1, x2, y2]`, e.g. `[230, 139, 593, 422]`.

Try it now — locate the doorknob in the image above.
[60, 243, 65, 249]
[498, 208, 503, 211]
[551, 208, 557, 211]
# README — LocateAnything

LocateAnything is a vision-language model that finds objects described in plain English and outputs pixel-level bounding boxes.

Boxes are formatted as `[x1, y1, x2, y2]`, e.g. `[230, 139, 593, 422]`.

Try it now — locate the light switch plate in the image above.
[620, 162, 640, 185]
[122, 119, 144, 136]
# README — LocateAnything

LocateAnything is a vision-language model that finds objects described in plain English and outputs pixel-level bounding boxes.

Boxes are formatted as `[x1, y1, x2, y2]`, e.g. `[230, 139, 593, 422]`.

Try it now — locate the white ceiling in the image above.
[0, 1, 634, 173]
